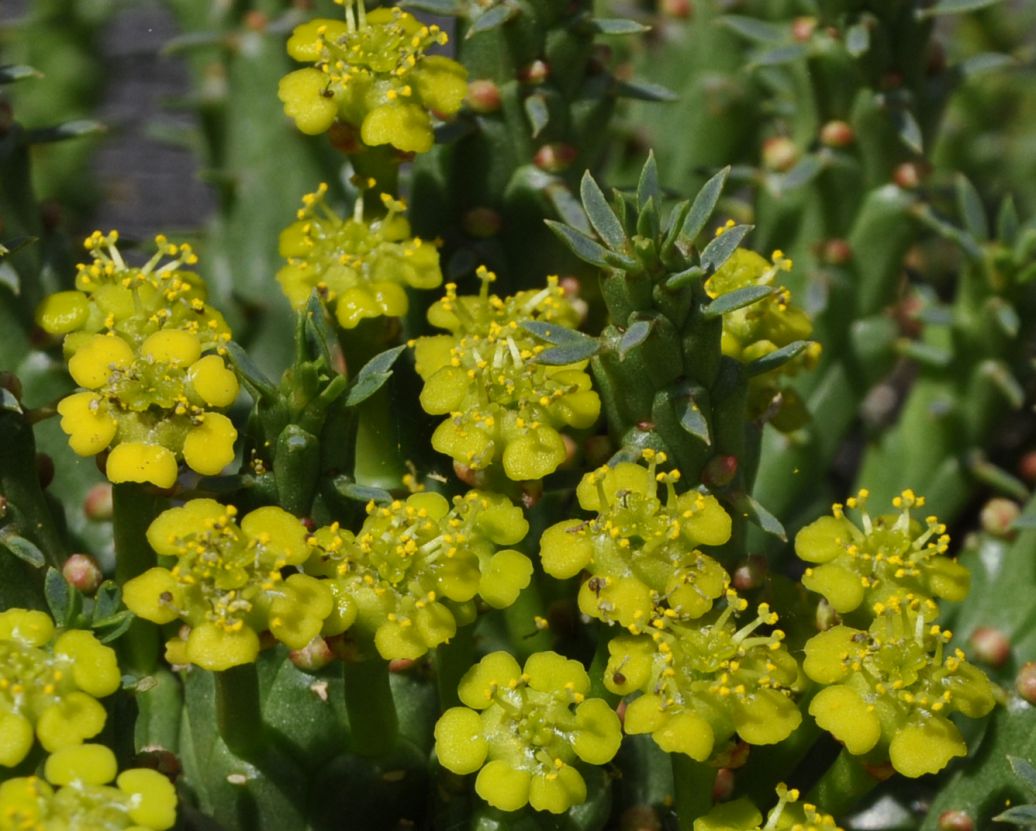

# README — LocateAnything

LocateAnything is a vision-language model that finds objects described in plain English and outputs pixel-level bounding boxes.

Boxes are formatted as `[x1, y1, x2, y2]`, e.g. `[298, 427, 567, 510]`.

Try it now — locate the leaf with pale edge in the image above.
[613, 79, 678, 102]
[703, 285, 773, 319]
[45, 568, 75, 628]
[733, 494, 786, 541]
[1009, 756, 1036, 797]
[588, 18, 649, 34]
[225, 341, 277, 399]
[918, 0, 1005, 17]
[637, 152, 660, 211]
[956, 174, 989, 242]
[333, 476, 393, 505]
[617, 320, 652, 360]
[745, 341, 808, 377]
[679, 398, 711, 445]
[581, 171, 628, 250]
[545, 220, 613, 268]
[467, 4, 519, 37]
[700, 224, 753, 273]
[681, 167, 731, 242]
[0, 530, 45, 568]
[524, 94, 549, 138]
[0, 65, 42, 84]
[345, 345, 406, 407]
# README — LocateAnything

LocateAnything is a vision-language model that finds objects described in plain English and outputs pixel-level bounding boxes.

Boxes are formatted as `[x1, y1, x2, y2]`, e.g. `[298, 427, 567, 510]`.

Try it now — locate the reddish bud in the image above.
[327, 121, 362, 154]
[533, 143, 577, 173]
[893, 162, 926, 190]
[703, 455, 738, 488]
[711, 740, 750, 769]
[520, 60, 550, 85]
[969, 626, 1010, 669]
[660, 0, 693, 18]
[762, 136, 798, 172]
[290, 637, 335, 671]
[636, 421, 655, 432]
[453, 460, 488, 489]
[1016, 662, 1036, 703]
[135, 747, 182, 779]
[1019, 451, 1036, 484]
[62, 554, 103, 595]
[821, 238, 853, 265]
[819, 120, 855, 148]
[880, 72, 904, 90]
[791, 17, 817, 42]
[36, 453, 54, 490]
[83, 483, 114, 521]
[618, 806, 661, 831]
[300, 517, 317, 533]
[244, 10, 267, 31]
[466, 80, 502, 113]
[562, 434, 579, 466]
[462, 206, 503, 238]
[938, 810, 974, 831]
[40, 200, 63, 233]
[980, 498, 1020, 538]
[712, 768, 735, 801]
[388, 657, 416, 673]
[733, 555, 768, 591]
[862, 760, 896, 781]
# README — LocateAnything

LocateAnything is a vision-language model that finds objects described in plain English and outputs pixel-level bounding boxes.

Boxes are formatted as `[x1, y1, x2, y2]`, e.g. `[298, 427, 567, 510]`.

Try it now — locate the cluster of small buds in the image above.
[412, 269, 601, 481]
[276, 184, 442, 328]
[278, 2, 467, 152]
[0, 743, 176, 829]
[0, 609, 121, 768]
[803, 595, 995, 777]
[39, 231, 239, 489]
[705, 241, 820, 430]
[434, 651, 622, 814]
[694, 784, 842, 831]
[604, 592, 801, 761]
[56, 329, 239, 487]
[795, 489, 971, 624]
[36, 231, 229, 354]
[539, 451, 732, 626]
[303, 490, 532, 660]
[122, 499, 328, 671]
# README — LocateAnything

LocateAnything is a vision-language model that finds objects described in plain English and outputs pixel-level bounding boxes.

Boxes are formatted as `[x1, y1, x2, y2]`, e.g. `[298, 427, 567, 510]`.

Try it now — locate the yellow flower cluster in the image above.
[0, 609, 120, 769]
[304, 490, 532, 660]
[123, 500, 328, 671]
[0, 744, 176, 830]
[277, 184, 442, 328]
[279, 2, 467, 152]
[413, 269, 601, 480]
[695, 784, 842, 831]
[42, 231, 239, 488]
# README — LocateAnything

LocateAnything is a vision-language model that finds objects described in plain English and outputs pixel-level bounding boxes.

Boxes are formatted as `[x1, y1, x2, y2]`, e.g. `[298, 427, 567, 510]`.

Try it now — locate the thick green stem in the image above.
[215, 663, 264, 761]
[434, 627, 474, 711]
[112, 484, 161, 674]
[672, 754, 714, 831]
[806, 750, 881, 818]
[343, 659, 398, 757]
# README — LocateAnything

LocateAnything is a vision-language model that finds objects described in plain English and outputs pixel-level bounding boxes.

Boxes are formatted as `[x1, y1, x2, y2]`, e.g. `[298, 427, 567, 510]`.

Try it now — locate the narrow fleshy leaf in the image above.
[0, 529, 45, 568]
[333, 476, 393, 505]
[545, 180, 592, 235]
[524, 94, 549, 138]
[535, 340, 601, 365]
[401, 0, 463, 13]
[588, 18, 649, 34]
[545, 220, 616, 268]
[967, 453, 1029, 500]
[27, 120, 107, 144]
[224, 341, 277, 399]
[581, 171, 628, 251]
[345, 345, 407, 407]
[997, 196, 1020, 244]
[750, 44, 807, 67]
[918, 0, 1005, 17]
[467, 4, 519, 37]
[994, 805, 1036, 825]
[0, 236, 37, 258]
[700, 224, 753, 273]
[703, 285, 773, 319]
[892, 109, 923, 154]
[613, 79, 678, 102]
[745, 340, 808, 377]
[45, 567, 74, 627]
[681, 167, 731, 242]
[1009, 756, 1036, 796]
[666, 265, 705, 290]
[960, 52, 1015, 77]
[679, 398, 711, 445]
[733, 494, 786, 541]
[0, 64, 42, 83]
[719, 15, 784, 43]
[956, 174, 989, 242]
[780, 155, 823, 191]
[617, 320, 652, 360]
[522, 320, 598, 350]
[637, 152, 660, 211]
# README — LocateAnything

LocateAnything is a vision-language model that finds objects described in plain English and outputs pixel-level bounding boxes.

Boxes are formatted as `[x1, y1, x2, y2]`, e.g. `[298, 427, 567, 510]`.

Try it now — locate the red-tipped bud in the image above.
[712, 768, 735, 801]
[1019, 451, 1036, 484]
[711, 740, 750, 769]
[893, 162, 926, 189]
[244, 10, 267, 30]
[62, 553, 103, 595]
[821, 238, 853, 265]
[820, 120, 855, 148]
[703, 455, 738, 488]
[1016, 662, 1036, 704]
[938, 810, 974, 831]
[327, 121, 362, 154]
[520, 60, 550, 85]
[733, 555, 768, 591]
[467, 79, 502, 113]
[791, 17, 817, 42]
[980, 498, 1020, 538]
[533, 143, 577, 173]
[462, 206, 503, 238]
[300, 516, 317, 533]
[83, 483, 114, 522]
[389, 657, 416, 673]
[762, 136, 798, 172]
[290, 636, 335, 671]
[660, 0, 693, 18]
[969, 627, 1010, 669]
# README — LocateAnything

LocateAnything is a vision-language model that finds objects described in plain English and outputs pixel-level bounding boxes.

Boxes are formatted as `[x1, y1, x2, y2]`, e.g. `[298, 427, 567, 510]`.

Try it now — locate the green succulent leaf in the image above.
[956, 174, 990, 242]
[700, 224, 753, 273]
[678, 397, 711, 446]
[225, 341, 278, 400]
[617, 320, 653, 360]
[719, 16, 785, 43]
[524, 94, 549, 138]
[681, 167, 731, 242]
[545, 220, 628, 269]
[332, 476, 394, 505]
[580, 171, 628, 251]
[1009, 756, 1036, 798]
[44, 566, 79, 628]
[345, 345, 407, 407]
[745, 340, 809, 377]
[892, 108, 924, 154]
[401, 0, 463, 13]
[702, 285, 774, 319]
[732, 494, 787, 541]
[587, 18, 649, 35]
[467, 4, 520, 37]
[637, 152, 660, 211]
[0, 64, 43, 83]
[26, 120, 107, 144]
[917, 0, 1006, 17]
[846, 22, 871, 56]
[0, 528, 45, 569]
[612, 79, 679, 102]
[994, 805, 1036, 826]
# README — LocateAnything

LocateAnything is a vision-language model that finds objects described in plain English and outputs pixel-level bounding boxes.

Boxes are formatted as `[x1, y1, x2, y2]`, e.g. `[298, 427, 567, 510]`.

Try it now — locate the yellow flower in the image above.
[279, 4, 467, 151]
[0, 610, 120, 768]
[277, 184, 442, 327]
[123, 500, 328, 670]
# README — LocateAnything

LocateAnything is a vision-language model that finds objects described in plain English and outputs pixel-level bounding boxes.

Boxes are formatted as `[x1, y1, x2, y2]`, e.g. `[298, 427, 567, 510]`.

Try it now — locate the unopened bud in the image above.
[762, 136, 798, 172]
[703, 455, 738, 488]
[660, 0, 693, 18]
[821, 238, 853, 265]
[562, 434, 579, 466]
[300, 516, 317, 533]
[36, 453, 54, 489]
[62, 554, 104, 595]
[938, 810, 974, 831]
[791, 17, 817, 42]
[462, 207, 503, 238]
[618, 806, 661, 831]
[1019, 451, 1036, 484]
[711, 740, 749, 769]
[453, 460, 488, 489]
[290, 636, 334, 671]
[82, 482, 112, 521]
[243, 10, 267, 30]
[521, 479, 544, 509]
[520, 60, 550, 85]
[533, 143, 577, 173]
[1017, 662, 1036, 704]
[980, 498, 1020, 538]
[389, 657, 416, 673]
[733, 555, 768, 591]
[893, 162, 926, 190]
[712, 768, 735, 801]
[467, 79, 502, 113]
[969, 627, 1010, 668]
[820, 120, 855, 148]
[327, 121, 362, 154]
